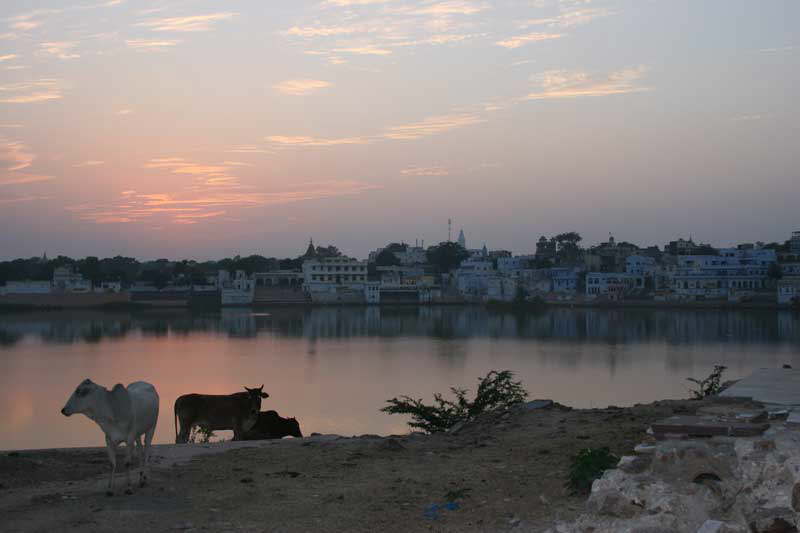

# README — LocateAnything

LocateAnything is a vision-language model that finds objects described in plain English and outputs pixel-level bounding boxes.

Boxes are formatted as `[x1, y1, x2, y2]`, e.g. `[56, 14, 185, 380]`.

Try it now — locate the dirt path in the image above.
[0, 399, 710, 532]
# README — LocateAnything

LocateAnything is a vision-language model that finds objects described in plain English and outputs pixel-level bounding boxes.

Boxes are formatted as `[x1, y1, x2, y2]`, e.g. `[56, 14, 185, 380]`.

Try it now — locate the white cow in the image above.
[61, 379, 159, 495]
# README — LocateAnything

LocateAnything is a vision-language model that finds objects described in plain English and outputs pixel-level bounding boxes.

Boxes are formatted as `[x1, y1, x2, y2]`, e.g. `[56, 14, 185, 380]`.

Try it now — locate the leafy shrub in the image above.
[188, 425, 215, 444]
[381, 370, 528, 433]
[687, 365, 727, 399]
[566, 447, 619, 495]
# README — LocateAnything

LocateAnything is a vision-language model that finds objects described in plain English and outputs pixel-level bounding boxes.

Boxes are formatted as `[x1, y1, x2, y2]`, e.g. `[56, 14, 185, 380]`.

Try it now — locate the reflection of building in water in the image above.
[1, 307, 800, 346]
[219, 308, 258, 337]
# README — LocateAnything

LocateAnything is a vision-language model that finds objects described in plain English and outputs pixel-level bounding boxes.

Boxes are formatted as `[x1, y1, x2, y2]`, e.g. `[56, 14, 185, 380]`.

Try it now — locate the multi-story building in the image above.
[625, 255, 657, 277]
[585, 272, 644, 300]
[791, 231, 800, 254]
[52, 266, 91, 292]
[778, 279, 800, 305]
[550, 267, 581, 293]
[303, 256, 369, 303]
[669, 248, 776, 300]
[497, 255, 535, 273]
[454, 258, 495, 301]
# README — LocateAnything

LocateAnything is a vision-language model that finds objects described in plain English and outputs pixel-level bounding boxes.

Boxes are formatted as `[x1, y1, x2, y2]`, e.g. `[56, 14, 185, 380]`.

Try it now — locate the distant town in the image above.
[1, 229, 799, 308]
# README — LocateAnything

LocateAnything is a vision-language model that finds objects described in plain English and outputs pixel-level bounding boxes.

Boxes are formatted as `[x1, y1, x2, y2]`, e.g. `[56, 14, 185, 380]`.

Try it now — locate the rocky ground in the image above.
[0, 398, 715, 533]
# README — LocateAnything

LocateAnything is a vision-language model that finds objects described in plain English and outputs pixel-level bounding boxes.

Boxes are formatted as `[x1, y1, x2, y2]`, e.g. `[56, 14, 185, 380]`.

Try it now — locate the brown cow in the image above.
[241, 410, 303, 440]
[174, 386, 268, 443]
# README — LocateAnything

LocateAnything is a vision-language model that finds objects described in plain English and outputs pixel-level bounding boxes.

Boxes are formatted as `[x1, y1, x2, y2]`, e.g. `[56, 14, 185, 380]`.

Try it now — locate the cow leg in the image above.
[177, 416, 191, 444]
[141, 425, 155, 487]
[135, 436, 144, 487]
[124, 439, 134, 495]
[232, 420, 241, 441]
[105, 436, 117, 496]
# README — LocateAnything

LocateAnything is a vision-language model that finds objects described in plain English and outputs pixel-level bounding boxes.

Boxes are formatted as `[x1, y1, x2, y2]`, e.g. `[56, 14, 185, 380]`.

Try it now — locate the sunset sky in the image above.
[0, 0, 797, 260]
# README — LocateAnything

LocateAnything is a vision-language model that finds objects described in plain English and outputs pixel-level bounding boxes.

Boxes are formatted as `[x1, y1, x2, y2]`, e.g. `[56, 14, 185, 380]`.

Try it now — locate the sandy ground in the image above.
[0, 399, 715, 533]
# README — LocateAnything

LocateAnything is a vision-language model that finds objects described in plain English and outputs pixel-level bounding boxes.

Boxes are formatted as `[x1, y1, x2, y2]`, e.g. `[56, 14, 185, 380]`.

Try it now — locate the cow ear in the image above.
[244, 386, 252, 392]
[260, 392, 269, 399]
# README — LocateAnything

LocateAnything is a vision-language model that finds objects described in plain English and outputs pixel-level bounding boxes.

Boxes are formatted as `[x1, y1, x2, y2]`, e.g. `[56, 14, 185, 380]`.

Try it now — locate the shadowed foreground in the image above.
[0, 399, 710, 532]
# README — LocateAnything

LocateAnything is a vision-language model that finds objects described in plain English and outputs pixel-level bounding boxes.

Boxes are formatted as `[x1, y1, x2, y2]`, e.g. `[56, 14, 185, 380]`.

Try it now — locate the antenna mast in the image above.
[448, 218, 452, 242]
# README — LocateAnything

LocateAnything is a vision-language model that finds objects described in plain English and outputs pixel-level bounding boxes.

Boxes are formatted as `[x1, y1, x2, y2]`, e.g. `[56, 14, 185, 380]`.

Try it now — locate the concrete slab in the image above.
[720, 369, 800, 407]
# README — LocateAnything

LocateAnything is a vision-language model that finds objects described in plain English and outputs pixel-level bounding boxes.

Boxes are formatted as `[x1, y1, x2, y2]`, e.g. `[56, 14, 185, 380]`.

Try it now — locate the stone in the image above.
[748, 507, 798, 533]
[586, 489, 641, 519]
[618, 455, 651, 474]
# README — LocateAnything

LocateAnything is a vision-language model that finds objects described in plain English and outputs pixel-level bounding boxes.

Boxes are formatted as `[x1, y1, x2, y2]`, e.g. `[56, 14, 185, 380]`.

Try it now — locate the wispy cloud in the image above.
[526, 67, 650, 100]
[0, 194, 49, 204]
[267, 135, 371, 147]
[400, 165, 450, 176]
[0, 79, 64, 104]
[116, 108, 134, 115]
[226, 145, 272, 154]
[6, 8, 63, 31]
[273, 79, 332, 96]
[267, 111, 484, 149]
[69, 180, 380, 225]
[137, 13, 238, 33]
[496, 32, 562, 49]
[383, 113, 484, 140]
[522, 7, 611, 29]
[0, 139, 53, 187]
[38, 41, 80, 60]
[0, 54, 17, 62]
[73, 160, 105, 167]
[126, 39, 181, 51]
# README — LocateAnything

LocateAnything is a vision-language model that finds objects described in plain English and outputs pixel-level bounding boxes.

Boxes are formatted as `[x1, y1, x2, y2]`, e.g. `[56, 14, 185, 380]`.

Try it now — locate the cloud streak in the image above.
[526, 67, 650, 100]
[273, 79, 332, 96]
[136, 13, 238, 33]
[0, 79, 64, 104]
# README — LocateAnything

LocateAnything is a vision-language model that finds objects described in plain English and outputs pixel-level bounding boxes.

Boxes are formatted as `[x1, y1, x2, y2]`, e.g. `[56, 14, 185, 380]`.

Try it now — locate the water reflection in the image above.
[1, 306, 799, 450]
[1, 307, 799, 346]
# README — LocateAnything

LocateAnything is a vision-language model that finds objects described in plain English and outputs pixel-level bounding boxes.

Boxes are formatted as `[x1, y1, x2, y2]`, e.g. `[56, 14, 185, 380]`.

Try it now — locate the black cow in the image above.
[241, 410, 303, 440]
[174, 386, 268, 443]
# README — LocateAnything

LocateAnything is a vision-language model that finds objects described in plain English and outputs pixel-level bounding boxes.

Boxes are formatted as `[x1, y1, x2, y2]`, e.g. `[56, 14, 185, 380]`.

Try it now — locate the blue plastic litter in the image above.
[423, 501, 461, 520]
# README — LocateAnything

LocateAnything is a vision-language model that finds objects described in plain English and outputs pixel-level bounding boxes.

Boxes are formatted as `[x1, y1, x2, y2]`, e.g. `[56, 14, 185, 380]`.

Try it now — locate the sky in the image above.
[0, 0, 797, 261]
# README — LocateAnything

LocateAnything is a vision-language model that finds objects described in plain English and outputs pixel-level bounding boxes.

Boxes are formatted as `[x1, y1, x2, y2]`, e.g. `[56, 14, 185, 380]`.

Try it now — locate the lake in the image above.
[1, 306, 799, 450]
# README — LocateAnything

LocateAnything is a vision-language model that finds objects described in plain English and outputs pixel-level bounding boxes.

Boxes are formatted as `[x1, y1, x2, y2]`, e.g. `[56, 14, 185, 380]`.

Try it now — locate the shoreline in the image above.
[0, 397, 728, 532]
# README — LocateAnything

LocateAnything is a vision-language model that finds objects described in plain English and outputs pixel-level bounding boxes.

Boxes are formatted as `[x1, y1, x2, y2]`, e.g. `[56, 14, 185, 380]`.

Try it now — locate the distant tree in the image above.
[77, 256, 103, 284]
[375, 249, 401, 267]
[555, 232, 583, 264]
[426, 242, 469, 274]
[315, 245, 341, 258]
[385, 242, 408, 254]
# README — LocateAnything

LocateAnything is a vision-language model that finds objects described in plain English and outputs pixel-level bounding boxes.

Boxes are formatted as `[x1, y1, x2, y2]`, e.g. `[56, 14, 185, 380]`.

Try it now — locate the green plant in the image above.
[188, 425, 215, 444]
[381, 370, 528, 433]
[687, 365, 728, 399]
[566, 447, 619, 495]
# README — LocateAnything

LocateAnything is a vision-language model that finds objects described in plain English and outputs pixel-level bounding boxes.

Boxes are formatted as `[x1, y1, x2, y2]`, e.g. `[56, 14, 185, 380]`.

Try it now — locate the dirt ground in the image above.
[0, 399, 714, 533]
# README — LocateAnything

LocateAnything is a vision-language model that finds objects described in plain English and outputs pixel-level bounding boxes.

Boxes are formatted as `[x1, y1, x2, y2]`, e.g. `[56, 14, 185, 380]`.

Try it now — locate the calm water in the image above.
[1, 306, 799, 450]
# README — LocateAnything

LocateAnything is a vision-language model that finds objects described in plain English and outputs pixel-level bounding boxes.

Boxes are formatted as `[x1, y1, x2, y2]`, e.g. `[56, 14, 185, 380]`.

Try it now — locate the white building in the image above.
[669, 248, 776, 300]
[52, 266, 91, 292]
[778, 279, 800, 305]
[303, 256, 369, 303]
[497, 255, 535, 273]
[454, 258, 495, 300]
[2, 281, 52, 294]
[219, 270, 255, 306]
[791, 231, 800, 254]
[550, 268, 581, 293]
[625, 255, 657, 277]
[585, 272, 644, 300]
[94, 281, 122, 293]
